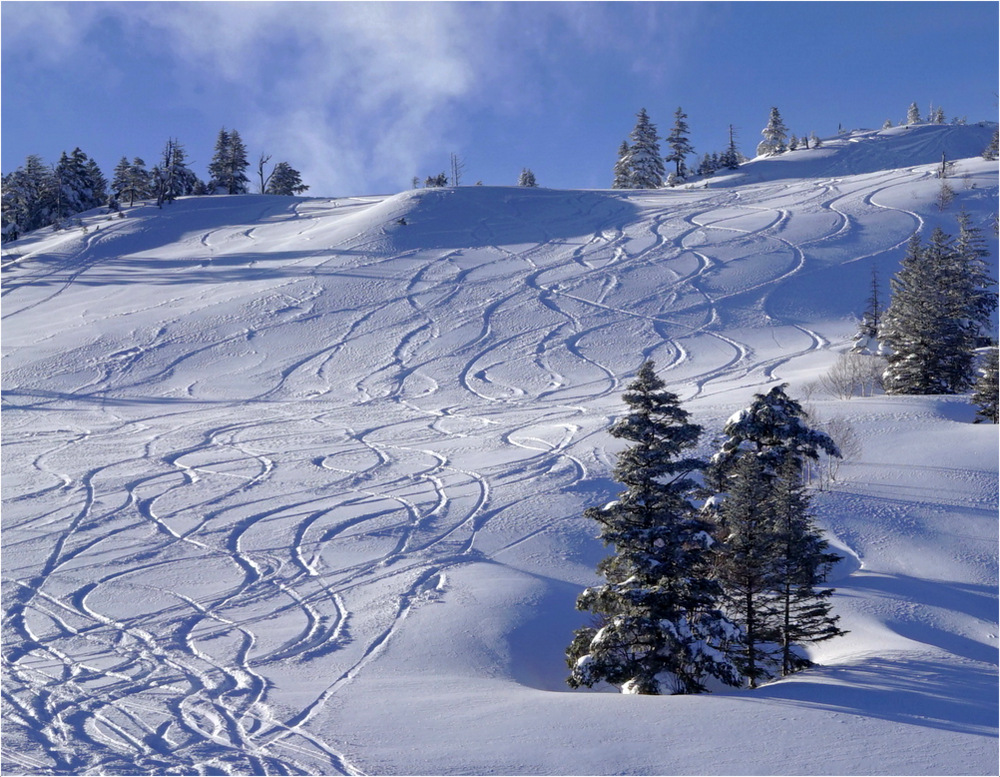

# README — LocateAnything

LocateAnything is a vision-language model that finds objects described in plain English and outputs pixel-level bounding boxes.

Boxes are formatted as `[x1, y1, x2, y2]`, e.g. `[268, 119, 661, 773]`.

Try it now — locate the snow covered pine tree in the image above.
[757, 107, 789, 156]
[621, 109, 665, 189]
[567, 361, 739, 695]
[768, 457, 846, 677]
[208, 128, 251, 195]
[706, 384, 844, 687]
[881, 221, 997, 395]
[53, 148, 107, 219]
[265, 162, 309, 195]
[612, 141, 633, 189]
[665, 106, 695, 181]
[2, 155, 58, 239]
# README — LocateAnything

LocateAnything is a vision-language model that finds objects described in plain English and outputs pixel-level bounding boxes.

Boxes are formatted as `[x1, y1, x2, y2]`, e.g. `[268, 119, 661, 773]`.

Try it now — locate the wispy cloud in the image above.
[132, 2, 512, 192]
[2, 2, 705, 194]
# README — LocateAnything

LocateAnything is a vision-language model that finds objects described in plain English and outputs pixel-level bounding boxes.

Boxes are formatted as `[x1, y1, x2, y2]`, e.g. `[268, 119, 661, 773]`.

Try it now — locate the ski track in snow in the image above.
[2, 142, 998, 776]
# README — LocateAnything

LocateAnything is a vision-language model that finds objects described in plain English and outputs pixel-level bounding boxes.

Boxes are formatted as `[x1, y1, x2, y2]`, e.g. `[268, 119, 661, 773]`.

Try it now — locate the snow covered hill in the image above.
[2, 123, 998, 776]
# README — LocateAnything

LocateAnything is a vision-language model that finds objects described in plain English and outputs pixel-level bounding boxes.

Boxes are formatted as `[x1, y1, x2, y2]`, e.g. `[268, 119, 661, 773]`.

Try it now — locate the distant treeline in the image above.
[2, 128, 308, 242]
[610, 101, 998, 190]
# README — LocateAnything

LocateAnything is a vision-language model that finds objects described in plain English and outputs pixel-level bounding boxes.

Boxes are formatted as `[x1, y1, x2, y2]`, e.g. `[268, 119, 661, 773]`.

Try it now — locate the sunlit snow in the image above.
[2, 123, 997, 775]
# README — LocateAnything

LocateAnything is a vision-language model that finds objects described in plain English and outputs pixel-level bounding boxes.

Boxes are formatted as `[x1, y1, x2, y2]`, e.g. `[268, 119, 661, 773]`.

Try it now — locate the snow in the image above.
[2, 123, 997, 775]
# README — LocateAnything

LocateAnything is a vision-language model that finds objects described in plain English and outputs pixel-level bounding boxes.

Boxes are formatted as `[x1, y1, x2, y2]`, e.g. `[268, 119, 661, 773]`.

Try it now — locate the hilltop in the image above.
[2, 123, 997, 776]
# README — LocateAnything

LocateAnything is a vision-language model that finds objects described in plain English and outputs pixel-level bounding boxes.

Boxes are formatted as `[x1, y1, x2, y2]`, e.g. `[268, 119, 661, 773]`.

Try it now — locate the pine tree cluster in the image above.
[880, 214, 997, 395]
[3, 129, 308, 242]
[567, 366, 847, 694]
[612, 108, 744, 189]
[2, 150, 107, 239]
[208, 128, 251, 195]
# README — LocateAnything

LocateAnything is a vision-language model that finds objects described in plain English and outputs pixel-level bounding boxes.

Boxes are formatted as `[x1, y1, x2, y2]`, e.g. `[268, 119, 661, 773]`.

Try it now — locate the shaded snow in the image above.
[2, 124, 997, 776]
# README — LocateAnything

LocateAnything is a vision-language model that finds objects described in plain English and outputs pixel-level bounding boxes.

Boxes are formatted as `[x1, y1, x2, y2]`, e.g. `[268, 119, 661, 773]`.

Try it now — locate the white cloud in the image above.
[2, 2, 706, 194]
[125, 2, 495, 193]
[1, 1, 109, 66]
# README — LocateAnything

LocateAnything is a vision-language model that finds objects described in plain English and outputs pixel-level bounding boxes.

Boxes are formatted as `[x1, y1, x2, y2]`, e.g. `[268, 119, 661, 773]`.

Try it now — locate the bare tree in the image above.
[257, 153, 273, 193]
[812, 416, 861, 488]
[450, 152, 466, 186]
[818, 352, 886, 399]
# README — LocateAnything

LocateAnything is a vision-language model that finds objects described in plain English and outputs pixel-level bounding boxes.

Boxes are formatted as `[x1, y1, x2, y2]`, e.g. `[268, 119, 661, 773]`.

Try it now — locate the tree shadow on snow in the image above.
[745, 654, 997, 737]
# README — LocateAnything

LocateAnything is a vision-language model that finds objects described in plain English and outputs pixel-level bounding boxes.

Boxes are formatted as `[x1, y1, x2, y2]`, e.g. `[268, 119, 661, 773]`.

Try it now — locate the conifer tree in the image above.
[2, 155, 57, 239]
[207, 128, 231, 192]
[612, 141, 632, 188]
[697, 153, 714, 177]
[264, 162, 309, 195]
[125, 157, 152, 206]
[954, 211, 999, 346]
[757, 107, 788, 156]
[858, 264, 882, 341]
[665, 106, 695, 180]
[906, 102, 922, 124]
[86, 158, 108, 205]
[881, 223, 996, 394]
[623, 109, 665, 189]
[517, 168, 538, 187]
[53, 148, 104, 217]
[972, 347, 999, 423]
[567, 361, 739, 695]
[111, 157, 131, 201]
[208, 128, 250, 195]
[2, 151, 104, 237]
[769, 458, 845, 676]
[225, 130, 249, 194]
[708, 384, 840, 486]
[154, 139, 201, 204]
[707, 385, 843, 687]
[711, 453, 782, 688]
[881, 233, 959, 394]
[722, 125, 742, 170]
[982, 128, 999, 161]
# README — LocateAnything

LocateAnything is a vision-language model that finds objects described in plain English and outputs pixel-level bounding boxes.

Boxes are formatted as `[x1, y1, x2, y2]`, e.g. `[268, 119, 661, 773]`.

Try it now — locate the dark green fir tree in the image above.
[567, 361, 739, 695]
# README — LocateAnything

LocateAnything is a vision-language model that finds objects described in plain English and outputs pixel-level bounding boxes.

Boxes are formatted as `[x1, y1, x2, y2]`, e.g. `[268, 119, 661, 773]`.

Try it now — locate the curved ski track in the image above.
[1, 170, 946, 774]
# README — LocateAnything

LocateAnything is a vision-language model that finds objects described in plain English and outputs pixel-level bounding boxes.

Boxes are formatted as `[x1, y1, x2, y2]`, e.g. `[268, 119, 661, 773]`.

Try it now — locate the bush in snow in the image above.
[819, 352, 886, 400]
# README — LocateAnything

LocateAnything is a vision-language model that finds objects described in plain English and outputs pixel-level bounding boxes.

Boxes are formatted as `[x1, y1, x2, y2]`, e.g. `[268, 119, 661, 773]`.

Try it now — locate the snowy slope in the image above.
[2, 123, 998, 776]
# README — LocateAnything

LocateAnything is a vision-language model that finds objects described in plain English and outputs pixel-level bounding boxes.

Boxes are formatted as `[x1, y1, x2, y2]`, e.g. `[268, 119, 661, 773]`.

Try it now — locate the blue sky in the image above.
[3, 1, 997, 196]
